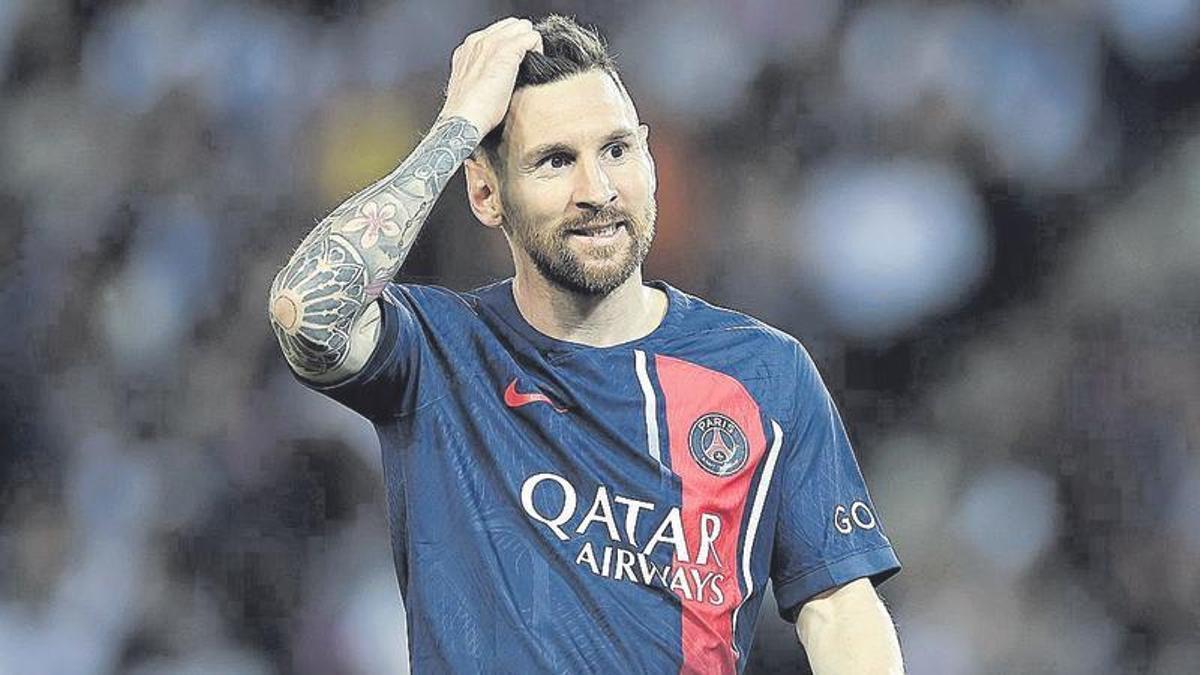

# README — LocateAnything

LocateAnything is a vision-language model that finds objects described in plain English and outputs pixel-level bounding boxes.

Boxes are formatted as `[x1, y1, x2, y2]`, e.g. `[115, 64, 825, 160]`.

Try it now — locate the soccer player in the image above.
[269, 15, 903, 674]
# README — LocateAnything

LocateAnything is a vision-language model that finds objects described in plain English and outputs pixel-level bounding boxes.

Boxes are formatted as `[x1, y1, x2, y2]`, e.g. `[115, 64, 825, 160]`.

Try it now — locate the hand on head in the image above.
[440, 17, 544, 135]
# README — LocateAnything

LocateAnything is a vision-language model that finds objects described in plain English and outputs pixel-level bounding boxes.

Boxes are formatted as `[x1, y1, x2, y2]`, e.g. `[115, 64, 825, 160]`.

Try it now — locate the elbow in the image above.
[269, 288, 301, 335]
[268, 263, 299, 331]
[267, 271, 328, 378]
[268, 272, 380, 383]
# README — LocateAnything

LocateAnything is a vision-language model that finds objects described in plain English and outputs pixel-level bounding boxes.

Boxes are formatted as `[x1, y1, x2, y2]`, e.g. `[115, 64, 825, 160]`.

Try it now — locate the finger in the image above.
[464, 17, 519, 46]
[512, 30, 542, 55]
[489, 21, 539, 53]
[491, 17, 535, 40]
[479, 16, 522, 39]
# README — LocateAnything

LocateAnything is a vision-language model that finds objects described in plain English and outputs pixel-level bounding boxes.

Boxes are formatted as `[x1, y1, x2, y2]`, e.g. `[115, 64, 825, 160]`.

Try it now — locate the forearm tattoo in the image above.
[269, 116, 481, 377]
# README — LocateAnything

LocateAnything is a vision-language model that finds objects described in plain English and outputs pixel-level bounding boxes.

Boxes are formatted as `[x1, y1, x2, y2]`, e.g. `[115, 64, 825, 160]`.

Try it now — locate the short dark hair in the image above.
[476, 15, 622, 171]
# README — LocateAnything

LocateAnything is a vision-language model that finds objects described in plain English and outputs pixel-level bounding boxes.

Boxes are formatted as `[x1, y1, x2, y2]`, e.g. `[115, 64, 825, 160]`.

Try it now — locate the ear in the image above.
[464, 151, 504, 229]
[638, 123, 654, 162]
[638, 123, 657, 188]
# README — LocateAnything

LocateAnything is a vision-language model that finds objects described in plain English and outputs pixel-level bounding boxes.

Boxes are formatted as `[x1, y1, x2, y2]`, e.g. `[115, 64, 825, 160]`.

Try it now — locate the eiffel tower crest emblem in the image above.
[688, 413, 749, 477]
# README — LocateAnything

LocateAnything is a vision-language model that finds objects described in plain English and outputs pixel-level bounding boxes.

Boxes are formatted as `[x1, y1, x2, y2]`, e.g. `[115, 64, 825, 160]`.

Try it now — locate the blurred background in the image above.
[2, 0, 1199, 672]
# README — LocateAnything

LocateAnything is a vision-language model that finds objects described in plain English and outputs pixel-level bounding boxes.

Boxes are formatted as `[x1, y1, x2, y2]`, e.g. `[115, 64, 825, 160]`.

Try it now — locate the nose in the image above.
[573, 157, 617, 212]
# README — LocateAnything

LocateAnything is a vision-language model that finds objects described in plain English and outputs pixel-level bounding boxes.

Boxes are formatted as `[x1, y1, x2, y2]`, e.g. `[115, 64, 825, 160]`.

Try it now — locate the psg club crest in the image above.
[688, 413, 749, 477]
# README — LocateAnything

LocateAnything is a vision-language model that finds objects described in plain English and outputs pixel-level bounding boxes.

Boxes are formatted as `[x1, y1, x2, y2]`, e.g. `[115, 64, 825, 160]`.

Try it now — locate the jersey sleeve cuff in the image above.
[774, 545, 901, 623]
[289, 293, 408, 420]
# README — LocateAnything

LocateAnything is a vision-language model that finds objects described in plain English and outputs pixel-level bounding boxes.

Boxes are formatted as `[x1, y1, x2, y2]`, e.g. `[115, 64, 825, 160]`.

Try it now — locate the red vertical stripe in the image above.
[655, 354, 768, 675]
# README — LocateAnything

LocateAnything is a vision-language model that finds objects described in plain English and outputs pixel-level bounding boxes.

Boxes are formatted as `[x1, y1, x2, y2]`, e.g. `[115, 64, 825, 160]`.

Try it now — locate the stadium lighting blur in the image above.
[1104, 0, 1200, 67]
[100, 198, 214, 373]
[842, 4, 1106, 190]
[792, 159, 990, 340]
[614, 4, 758, 123]
[958, 464, 1058, 578]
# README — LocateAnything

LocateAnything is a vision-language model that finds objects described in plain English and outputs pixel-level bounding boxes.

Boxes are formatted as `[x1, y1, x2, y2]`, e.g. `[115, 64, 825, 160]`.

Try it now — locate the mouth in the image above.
[566, 220, 628, 240]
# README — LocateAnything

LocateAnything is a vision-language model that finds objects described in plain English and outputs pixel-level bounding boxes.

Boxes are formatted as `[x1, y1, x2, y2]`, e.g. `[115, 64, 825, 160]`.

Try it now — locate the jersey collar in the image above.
[478, 277, 687, 354]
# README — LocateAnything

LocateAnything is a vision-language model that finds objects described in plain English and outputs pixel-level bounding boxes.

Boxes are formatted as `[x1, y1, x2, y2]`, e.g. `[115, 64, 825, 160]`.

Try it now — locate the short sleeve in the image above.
[770, 344, 900, 622]
[292, 284, 431, 421]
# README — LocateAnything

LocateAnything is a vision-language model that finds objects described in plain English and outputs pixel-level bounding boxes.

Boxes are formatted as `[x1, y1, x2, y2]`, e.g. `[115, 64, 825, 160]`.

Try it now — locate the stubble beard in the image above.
[504, 199, 657, 297]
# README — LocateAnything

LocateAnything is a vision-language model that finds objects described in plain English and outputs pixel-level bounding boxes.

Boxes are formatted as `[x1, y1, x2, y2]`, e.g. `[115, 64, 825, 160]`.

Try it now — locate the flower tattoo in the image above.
[343, 200, 401, 249]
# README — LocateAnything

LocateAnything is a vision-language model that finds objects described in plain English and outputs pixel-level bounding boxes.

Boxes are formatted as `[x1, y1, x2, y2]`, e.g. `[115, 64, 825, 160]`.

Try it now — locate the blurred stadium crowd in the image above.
[2, 0, 1200, 673]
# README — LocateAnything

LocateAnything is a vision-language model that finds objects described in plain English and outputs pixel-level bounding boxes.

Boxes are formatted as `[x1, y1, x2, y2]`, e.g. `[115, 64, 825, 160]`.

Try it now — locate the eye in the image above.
[543, 153, 572, 169]
[605, 142, 628, 160]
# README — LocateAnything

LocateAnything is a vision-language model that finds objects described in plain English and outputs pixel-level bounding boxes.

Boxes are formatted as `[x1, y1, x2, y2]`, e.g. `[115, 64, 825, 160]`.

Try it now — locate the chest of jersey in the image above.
[432, 342, 780, 615]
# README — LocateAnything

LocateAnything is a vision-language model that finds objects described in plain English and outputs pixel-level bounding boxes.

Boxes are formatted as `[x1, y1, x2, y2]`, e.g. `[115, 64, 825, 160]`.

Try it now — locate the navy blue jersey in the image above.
[297, 279, 899, 674]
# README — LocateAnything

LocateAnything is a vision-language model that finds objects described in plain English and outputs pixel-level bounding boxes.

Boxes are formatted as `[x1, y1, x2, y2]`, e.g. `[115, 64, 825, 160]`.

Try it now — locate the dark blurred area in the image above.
[3, 1, 1200, 673]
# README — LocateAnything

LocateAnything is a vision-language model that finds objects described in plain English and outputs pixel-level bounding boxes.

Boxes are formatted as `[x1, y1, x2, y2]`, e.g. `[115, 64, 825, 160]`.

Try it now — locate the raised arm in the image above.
[268, 117, 479, 382]
[268, 17, 542, 382]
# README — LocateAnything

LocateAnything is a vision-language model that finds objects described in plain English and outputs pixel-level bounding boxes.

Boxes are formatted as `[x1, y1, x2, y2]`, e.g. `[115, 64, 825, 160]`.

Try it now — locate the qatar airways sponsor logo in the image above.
[520, 473, 729, 606]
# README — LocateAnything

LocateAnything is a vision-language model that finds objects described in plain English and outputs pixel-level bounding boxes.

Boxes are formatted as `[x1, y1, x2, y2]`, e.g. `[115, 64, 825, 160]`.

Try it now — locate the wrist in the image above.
[436, 106, 490, 139]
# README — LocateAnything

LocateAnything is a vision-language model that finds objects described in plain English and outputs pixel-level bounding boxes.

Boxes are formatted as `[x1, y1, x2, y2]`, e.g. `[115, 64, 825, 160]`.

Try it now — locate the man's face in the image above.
[495, 69, 657, 296]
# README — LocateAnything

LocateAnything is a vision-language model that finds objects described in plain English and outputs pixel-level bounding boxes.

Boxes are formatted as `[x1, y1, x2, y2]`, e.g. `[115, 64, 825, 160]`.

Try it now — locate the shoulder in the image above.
[662, 284, 827, 429]
[381, 281, 488, 314]
[666, 283, 811, 371]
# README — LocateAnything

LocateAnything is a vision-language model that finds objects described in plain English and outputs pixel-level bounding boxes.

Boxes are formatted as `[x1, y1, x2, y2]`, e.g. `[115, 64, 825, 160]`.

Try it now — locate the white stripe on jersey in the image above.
[731, 419, 784, 656]
[634, 350, 662, 463]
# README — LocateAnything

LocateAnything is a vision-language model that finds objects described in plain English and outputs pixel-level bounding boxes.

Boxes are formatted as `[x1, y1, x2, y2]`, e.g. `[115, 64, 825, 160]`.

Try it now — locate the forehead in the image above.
[503, 70, 638, 155]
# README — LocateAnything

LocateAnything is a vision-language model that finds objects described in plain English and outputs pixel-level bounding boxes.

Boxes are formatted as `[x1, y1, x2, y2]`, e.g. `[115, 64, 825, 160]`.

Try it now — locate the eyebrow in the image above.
[520, 129, 637, 169]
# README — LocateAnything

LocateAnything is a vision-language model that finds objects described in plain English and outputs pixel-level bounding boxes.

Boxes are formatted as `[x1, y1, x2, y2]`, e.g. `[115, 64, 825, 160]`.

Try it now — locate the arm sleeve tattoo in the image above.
[268, 116, 481, 380]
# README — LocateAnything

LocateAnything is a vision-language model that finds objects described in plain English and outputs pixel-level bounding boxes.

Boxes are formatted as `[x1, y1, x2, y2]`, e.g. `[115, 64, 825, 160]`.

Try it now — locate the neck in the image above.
[512, 267, 668, 347]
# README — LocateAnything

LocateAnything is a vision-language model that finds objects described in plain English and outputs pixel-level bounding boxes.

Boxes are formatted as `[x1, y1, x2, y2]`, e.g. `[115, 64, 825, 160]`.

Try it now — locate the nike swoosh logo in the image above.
[504, 379, 567, 413]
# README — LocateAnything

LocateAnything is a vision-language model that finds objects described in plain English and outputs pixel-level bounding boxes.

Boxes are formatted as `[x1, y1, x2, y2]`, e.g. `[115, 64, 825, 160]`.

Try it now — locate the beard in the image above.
[503, 197, 657, 297]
